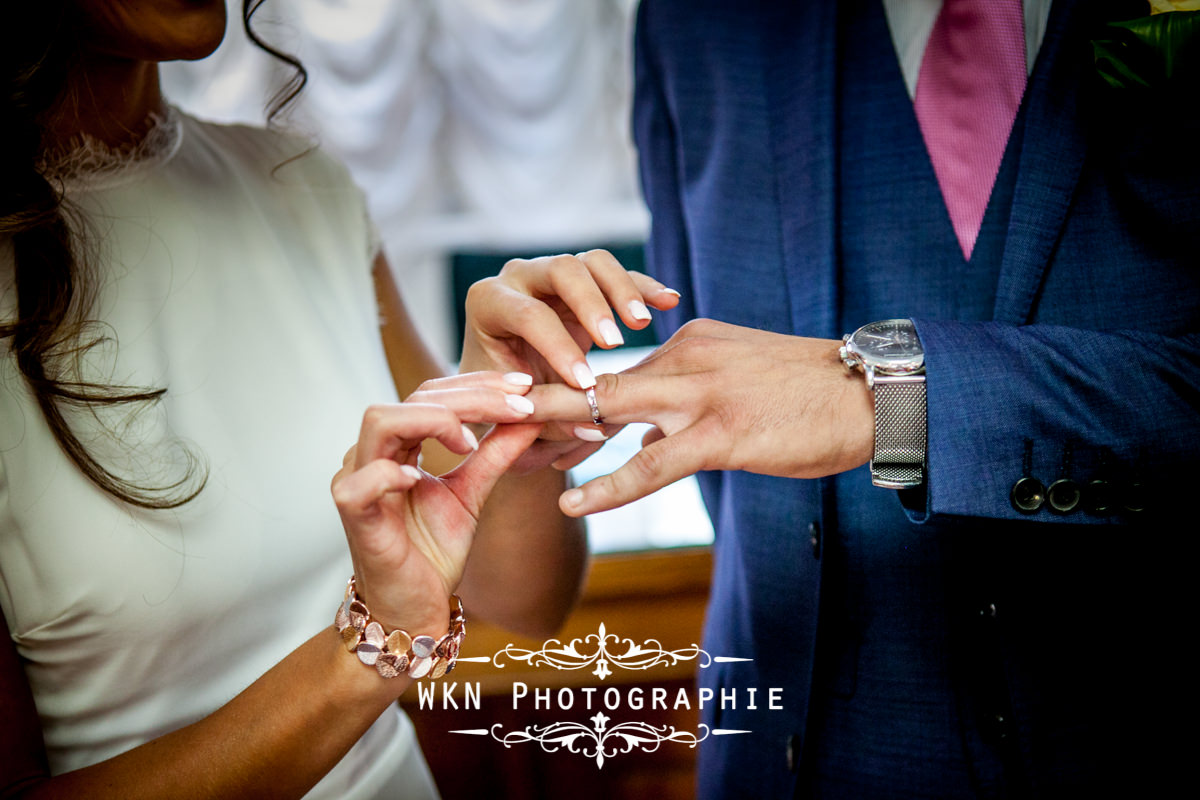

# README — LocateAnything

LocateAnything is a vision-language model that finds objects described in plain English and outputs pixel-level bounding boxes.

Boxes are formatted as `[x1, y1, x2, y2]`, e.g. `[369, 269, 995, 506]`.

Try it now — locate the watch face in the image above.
[849, 319, 924, 373]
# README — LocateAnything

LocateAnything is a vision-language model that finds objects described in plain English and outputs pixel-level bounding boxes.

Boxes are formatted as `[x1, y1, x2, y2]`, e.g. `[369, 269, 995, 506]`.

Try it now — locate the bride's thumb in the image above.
[441, 422, 543, 517]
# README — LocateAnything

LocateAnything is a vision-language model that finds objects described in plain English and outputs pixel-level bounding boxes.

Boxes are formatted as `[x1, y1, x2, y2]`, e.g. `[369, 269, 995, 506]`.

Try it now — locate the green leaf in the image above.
[1093, 9, 1200, 89]
[1093, 37, 1155, 89]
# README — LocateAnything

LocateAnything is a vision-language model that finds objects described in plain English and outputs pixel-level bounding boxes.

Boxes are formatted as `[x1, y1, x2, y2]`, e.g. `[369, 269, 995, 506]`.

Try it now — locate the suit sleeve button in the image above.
[1122, 480, 1146, 513]
[1010, 477, 1045, 513]
[1047, 478, 1081, 513]
[1083, 478, 1112, 514]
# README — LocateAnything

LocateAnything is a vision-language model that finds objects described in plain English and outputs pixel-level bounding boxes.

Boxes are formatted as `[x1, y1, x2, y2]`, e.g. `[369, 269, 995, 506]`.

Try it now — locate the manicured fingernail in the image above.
[562, 488, 584, 510]
[461, 425, 479, 451]
[503, 372, 533, 386]
[400, 465, 422, 481]
[628, 299, 652, 321]
[506, 394, 535, 415]
[573, 426, 608, 442]
[598, 318, 624, 347]
[572, 362, 596, 389]
[661, 287, 681, 298]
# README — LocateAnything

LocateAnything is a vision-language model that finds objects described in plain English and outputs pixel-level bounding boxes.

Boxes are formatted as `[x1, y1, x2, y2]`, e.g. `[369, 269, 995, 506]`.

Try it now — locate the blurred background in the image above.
[162, 0, 645, 362]
[163, 3, 714, 797]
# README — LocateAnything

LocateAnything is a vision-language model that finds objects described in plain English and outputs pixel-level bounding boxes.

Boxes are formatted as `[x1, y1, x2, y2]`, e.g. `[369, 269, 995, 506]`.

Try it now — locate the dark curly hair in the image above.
[1, 1, 307, 509]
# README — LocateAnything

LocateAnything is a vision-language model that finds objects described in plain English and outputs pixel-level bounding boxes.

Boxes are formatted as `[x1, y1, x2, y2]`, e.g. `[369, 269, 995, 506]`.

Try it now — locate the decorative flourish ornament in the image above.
[490, 622, 719, 681]
[489, 714, 712, 769]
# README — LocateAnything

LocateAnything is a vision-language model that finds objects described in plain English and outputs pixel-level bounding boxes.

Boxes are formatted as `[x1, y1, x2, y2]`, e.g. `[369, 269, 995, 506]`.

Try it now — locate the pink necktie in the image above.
[914, 0, 1027, 260]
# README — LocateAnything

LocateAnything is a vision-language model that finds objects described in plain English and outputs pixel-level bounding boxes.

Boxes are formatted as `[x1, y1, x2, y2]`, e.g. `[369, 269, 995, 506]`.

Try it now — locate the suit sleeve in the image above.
[633, 0, 727, 525]
[633, 0, 695, 336]
[911, 319, 1200, 523]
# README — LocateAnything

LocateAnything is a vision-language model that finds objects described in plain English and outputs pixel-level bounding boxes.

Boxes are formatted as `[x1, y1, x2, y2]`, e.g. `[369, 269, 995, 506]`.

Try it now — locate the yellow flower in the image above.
[1149, 0, 1200, 14]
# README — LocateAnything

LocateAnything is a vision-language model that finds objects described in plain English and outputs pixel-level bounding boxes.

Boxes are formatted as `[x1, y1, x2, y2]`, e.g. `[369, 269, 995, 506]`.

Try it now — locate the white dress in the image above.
[0, 111, 439, 799]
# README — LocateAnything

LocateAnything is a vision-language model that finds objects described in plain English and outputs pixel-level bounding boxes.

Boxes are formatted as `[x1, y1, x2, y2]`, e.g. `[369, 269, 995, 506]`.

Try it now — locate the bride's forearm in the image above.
[458, 464, 587, 639]
[11, 627, 404, 800]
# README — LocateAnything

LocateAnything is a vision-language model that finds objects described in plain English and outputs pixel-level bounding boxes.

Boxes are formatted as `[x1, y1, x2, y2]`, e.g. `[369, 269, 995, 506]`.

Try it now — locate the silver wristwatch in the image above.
[839, 319, 927, 489]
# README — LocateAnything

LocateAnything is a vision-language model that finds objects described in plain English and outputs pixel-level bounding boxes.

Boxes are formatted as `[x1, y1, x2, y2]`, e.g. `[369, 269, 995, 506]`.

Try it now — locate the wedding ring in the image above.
[585, 386, 604, 426]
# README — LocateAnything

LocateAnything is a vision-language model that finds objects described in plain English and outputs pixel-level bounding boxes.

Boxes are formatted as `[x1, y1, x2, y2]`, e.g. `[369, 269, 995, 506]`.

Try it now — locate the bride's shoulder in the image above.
[180, 112, 351, 189]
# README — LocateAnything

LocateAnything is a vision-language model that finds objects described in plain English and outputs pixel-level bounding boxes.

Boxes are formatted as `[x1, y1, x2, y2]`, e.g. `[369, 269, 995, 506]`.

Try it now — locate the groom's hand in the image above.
[525, 319, 875, 516]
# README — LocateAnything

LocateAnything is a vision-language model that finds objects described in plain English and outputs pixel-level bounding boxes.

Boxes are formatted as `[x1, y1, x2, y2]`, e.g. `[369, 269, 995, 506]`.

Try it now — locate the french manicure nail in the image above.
[661, 288, 681, 298]
[503, 372, 533, 386]
[598, 318, 624, 347]
[571, 362, 596, 389]
[628, 300, 652, 321]
[461, 425, 479, 451]
[506, 394, 535, 415]
[400, 465, 422, 481]
[573, 426, 608, 442]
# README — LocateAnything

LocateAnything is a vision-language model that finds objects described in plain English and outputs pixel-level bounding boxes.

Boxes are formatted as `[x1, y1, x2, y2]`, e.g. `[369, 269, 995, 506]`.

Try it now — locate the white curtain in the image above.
[162, 0, 647, 361]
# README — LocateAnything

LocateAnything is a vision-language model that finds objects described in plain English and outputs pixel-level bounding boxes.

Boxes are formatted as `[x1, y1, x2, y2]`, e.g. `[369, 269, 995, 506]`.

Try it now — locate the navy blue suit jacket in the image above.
[634, 0, 1199, 796]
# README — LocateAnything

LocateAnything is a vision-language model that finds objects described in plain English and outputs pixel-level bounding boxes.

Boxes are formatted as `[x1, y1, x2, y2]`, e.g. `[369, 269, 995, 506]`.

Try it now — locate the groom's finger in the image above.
[557, 424, 708, 516]
[524, 372, 688, 428]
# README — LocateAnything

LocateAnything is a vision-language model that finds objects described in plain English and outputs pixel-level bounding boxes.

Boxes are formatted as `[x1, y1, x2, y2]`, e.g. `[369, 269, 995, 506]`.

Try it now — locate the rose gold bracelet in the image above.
[334, 577, 465, 680]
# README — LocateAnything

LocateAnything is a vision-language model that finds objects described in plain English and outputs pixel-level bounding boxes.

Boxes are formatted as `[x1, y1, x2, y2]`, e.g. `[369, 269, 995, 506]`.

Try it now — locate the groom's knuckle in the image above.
[628, 446, 668, 485]
[678, 318, 719, 338]
[595, 371, 622, 398]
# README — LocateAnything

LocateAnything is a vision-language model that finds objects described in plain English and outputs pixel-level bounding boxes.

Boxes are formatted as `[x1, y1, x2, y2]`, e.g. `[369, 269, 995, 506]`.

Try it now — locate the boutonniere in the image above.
[1093, 1, 1200, 90]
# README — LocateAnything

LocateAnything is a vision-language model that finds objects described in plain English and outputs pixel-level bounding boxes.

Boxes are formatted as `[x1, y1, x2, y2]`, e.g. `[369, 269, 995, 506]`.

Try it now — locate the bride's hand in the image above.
[330, 372, 541, 635]
[459, 250, 680, 469]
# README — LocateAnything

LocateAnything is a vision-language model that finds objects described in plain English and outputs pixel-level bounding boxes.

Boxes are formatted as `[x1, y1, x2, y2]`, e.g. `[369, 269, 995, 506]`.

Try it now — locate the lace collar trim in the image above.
[38, 106, 185, 191]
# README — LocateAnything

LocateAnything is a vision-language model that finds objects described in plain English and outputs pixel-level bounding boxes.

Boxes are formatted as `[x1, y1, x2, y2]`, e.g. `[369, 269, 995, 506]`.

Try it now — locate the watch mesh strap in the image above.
[871, 374, 927, 488]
